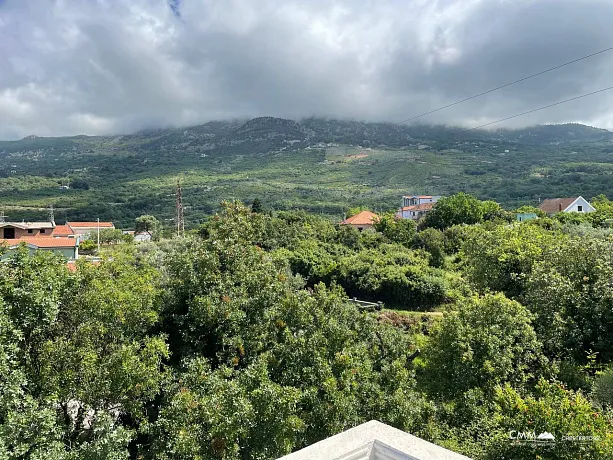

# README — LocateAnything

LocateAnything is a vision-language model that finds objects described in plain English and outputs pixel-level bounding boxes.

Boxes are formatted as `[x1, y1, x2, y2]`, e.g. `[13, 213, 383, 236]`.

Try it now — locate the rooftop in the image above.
[1, 237, 78, 248]
[340, 210, 380, 226]
[538, 197, 578, 213]
[279, 420, 471, 460]
[400, 203, 434, 212]
[50, 224, 75, 237]
[0, 221, 55, 229]
[67, 221, 114, 228]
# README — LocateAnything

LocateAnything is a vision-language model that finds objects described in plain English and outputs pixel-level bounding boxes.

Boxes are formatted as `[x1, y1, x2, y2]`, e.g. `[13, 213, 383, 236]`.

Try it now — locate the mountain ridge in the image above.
[2, 118, 611, 150]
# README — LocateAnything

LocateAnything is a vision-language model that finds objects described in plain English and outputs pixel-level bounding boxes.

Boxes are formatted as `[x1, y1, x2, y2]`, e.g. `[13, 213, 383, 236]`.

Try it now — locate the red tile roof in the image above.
[400, 203, 434, 212]
[0, 237, 77, 248]
[49, 225, 75, 237]
[538, 198, 577, 214]
[68, 221, 114, 228]
[340, 210, 380, 226]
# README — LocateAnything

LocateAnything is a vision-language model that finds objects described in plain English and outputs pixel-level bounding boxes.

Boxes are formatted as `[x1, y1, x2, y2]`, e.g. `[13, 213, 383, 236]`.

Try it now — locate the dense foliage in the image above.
[2, 196, 613, 459]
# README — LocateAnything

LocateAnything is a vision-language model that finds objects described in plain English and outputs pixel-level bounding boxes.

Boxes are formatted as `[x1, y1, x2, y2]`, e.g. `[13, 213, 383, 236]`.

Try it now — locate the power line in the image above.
[461, 85, 613, 132]
[394, 47, 613, 125]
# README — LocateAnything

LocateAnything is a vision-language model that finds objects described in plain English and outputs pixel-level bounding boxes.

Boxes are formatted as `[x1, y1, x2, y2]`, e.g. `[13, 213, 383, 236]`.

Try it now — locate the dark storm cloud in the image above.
[1, 0, 613, 139]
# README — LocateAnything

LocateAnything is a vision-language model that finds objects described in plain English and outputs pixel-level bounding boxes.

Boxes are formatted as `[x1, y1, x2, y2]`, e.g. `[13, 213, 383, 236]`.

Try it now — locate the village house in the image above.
[0, 221, 56, 239]
[339, 210, 380, 231]
[538, 196, 595, 215]
[66, 221, 115, 237]
[0, 217, 115, 261]
[0, 237, 79, 261]
[396, 195, 441, 220]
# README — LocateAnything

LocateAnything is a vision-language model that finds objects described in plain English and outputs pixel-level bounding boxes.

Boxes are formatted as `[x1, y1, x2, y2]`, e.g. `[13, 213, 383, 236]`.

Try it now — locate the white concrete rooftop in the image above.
[279, 420, 471, 460]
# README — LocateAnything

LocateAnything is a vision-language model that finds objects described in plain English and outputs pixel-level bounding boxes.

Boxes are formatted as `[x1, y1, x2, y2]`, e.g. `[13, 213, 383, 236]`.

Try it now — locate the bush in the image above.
[592, 366, 613, 408]
[422, 293, 545, 399]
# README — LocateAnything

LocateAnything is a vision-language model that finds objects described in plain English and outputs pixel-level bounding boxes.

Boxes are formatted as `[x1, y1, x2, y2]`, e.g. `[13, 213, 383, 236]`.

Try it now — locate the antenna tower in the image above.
[176, 177, 185, 237]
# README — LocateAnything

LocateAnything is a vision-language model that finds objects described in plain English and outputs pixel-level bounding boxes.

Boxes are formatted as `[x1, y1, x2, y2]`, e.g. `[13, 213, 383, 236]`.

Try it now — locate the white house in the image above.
[538, 196, 595, 215]
[279, 420, 471, 460]
[397, 195, 441, 221]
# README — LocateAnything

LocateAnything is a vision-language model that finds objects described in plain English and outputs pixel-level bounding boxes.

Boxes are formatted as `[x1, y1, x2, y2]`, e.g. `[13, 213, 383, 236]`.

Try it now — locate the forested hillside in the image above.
[1, 118, 612, 228]
[2, 198, 613, 459]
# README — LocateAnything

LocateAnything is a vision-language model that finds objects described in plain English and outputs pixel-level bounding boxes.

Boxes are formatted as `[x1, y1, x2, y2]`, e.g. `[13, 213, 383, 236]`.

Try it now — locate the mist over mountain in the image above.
[3, 118, 611, 154]
[1, 117, 613, 228]
[3, 0, 613, 139]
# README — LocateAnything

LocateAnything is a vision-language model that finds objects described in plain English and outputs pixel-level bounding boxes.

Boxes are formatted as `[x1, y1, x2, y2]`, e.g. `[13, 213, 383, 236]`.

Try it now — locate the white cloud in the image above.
[1, 0, 613, 139]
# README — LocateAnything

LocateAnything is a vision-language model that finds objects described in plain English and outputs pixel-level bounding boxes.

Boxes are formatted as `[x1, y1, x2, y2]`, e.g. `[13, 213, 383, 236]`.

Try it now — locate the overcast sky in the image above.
[1, 0, 613, 139]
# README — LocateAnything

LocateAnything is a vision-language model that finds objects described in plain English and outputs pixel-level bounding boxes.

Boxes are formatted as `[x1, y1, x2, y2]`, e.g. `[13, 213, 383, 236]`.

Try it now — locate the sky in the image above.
[1, 0, 613, 139]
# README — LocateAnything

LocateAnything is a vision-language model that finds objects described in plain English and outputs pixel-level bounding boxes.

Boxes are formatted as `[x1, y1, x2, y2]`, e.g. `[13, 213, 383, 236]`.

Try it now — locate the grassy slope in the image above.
[1, 122, 613, 228]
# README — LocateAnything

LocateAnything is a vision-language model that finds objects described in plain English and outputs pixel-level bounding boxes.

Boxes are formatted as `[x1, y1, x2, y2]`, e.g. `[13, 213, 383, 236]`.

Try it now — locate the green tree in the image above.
[482, 380, 613, 459]
[524, 237, 613, 363]
[98, 228, 126, 245]
[374, 213, 417, 246]
[422, 193, 485, 229]
[135, 214, 161, 240]
[0, 249, 153, 458]
[592, 366, 613, 408]
[412, 228, 446, 268]
[422, 293, 546, 399]
[462, 223, 560, 298]
[251, 198, 263, 213]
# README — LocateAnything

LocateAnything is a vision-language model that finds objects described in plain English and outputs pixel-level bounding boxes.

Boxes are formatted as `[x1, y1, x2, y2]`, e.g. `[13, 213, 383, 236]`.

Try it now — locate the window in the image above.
[577, 205, 583, 212]
[3, 228, 15, 239]
[27, 229, 33, 233]
[40, 229, 46, 233]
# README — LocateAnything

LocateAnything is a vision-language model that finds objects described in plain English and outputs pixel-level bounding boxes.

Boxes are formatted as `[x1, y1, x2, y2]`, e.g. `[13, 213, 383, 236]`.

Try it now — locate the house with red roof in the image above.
[339, 210, 380, 231]
[0, 237, 78, 260]
[397, 195, 441, 220]
[0, 217, 114, 261]
[538, 196, 595, 215]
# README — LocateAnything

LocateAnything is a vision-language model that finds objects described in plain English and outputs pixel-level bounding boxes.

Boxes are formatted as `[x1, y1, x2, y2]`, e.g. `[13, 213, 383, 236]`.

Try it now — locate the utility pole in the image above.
[176, 177, 185, 237]
[0, 211, 5, 223]
[48, 205, 55, 224]
[97, 218, 100, 253]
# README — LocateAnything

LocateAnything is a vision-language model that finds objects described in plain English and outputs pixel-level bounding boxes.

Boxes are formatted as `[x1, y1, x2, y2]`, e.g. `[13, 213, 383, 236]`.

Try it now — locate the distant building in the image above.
[125, 230, 153, 243]
[134, 231, 153, 243]
[0, 221, 56, 239]
[279, 420, 471, 460]
[516, 213, 538, 222]
[397, 195, 441, 220]
[67, 221, 115, 237]
[339, 210, 380, 231]
[51, 224, 77, 238]
[538, 196, 595, 215]
[0, 237, 79, 261]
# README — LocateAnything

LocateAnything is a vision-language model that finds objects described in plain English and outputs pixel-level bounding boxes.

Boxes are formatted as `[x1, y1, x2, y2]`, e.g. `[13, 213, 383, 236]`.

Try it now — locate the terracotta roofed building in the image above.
[340, 210, 380, 231]
[0, 237, 79, 260]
